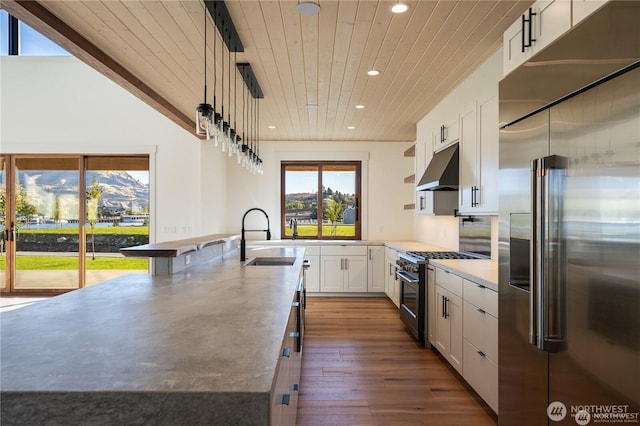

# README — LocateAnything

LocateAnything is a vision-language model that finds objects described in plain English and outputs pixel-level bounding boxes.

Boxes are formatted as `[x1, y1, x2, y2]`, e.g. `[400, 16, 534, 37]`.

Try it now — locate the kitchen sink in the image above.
[246, 257, 296, 266]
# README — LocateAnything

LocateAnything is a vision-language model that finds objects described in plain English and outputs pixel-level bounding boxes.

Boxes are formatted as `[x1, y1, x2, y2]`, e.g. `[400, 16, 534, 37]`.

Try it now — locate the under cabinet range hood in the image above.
[416, 143, 459, 191]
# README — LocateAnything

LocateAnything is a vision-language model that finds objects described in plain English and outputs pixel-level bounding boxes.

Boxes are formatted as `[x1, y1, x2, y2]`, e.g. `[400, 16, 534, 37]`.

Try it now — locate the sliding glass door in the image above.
[1, 156, 7, 291]
[84, 156, 149, 286]
[13, 157, 81, 290]
[0, 155, 149, 293]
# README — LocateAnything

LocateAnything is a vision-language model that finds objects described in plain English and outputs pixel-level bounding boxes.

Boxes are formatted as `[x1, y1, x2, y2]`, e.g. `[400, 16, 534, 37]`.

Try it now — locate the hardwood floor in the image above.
[296, 297, 498, 426]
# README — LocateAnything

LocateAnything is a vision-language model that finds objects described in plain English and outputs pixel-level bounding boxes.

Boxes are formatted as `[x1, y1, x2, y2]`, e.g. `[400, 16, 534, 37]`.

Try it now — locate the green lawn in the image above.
[0, 255, 148, 270]
[284, 224, 355, 237]
[18, 226, 149, 236]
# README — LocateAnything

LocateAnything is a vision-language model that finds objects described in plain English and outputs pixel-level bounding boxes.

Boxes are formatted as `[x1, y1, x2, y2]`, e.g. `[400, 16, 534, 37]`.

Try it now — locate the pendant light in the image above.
[195, 5, 213, 139]
[212, 4, 222, 147]
[226, 34, 233, 157]
[234, 50, 242, 162]
[219, 21, 227, 152]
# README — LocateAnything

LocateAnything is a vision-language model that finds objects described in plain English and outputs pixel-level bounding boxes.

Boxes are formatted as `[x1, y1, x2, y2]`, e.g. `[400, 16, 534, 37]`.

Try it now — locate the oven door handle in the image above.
[396, 270, 419, 283]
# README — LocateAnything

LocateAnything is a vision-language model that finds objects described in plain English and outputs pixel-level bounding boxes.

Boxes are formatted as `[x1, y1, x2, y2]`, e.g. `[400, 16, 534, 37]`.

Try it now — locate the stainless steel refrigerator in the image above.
[498, 2, 640, 425]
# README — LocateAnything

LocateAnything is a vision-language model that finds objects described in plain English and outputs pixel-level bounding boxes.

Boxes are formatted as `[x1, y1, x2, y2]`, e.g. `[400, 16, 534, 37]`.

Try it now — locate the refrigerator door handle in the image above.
[531, 155, 568, 353]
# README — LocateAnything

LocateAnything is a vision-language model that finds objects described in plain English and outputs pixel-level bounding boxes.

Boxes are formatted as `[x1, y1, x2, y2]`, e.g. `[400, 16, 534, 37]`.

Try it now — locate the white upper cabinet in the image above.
[433, 115, 460, 153]
[458, 96, 498, 215]
[503, 0, 572, 76]
[458, 103, 478, 213]
[572, 0, 608, 26]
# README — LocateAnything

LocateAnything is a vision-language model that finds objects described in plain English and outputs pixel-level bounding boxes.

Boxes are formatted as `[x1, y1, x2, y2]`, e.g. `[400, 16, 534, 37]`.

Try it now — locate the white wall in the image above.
[0, 56, 229, 242]
[226, 140, 415, 241]
[413, 49, 502, 252]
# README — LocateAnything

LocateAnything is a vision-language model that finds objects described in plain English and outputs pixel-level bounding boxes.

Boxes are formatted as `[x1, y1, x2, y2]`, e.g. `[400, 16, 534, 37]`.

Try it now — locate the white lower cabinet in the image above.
[367, 246, 386, 292]
[384, 247, 400, 307]
[434, 283, 463, 374]
[462, 278, 499, 413]
[320, 245, 368, 293]
[432, 267, 499, 413]
[426, 266, 436, 345]
[303, 246, 321, 293]
[463, 340, 498, 413]
[271, 299, 300, 426]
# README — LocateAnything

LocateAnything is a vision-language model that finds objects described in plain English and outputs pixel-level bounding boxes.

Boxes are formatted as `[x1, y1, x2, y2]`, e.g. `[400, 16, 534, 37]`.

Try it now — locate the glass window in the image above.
[281, 161, 361, 240]
[1, 10, 9, 56]
[19, 21, 69, 56]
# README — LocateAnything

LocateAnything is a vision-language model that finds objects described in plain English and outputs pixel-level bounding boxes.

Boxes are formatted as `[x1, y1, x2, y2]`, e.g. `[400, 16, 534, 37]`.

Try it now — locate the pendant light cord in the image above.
[203, 5, 207, 102]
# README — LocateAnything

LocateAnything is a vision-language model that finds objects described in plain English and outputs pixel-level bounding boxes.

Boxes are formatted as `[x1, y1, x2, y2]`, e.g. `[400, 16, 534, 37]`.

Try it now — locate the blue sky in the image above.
[286, 171, 355, 194]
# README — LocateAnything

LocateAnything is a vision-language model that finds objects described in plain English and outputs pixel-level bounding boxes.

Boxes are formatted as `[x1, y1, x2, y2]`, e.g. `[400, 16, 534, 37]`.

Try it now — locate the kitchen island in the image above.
[0, 247, 306, 426]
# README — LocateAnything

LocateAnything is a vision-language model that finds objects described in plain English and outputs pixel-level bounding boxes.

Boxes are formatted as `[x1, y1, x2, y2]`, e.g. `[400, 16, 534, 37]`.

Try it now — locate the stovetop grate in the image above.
[407, 251, 483, 260]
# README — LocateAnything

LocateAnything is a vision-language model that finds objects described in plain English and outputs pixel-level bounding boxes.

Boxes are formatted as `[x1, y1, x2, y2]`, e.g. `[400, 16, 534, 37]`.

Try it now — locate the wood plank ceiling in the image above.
[3, 0, 533, 142]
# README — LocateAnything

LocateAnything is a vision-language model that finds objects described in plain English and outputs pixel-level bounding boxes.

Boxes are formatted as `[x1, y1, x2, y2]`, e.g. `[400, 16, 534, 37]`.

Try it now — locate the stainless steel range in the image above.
[396, 216, 492, 344]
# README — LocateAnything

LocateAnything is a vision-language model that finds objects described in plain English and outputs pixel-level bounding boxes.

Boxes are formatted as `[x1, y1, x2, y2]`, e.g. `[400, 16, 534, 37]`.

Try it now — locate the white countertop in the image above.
[428, 258, 499, 291]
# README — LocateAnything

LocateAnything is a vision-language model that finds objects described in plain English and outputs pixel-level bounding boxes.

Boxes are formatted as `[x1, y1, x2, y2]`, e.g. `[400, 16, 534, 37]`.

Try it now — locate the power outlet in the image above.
[185, 255, 191, 265]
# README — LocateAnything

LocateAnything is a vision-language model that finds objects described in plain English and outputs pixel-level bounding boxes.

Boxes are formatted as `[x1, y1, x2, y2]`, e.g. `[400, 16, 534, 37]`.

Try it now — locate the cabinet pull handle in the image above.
[290, 384, 299, 391]
[520, 13, 526, 52]
[528, 8, 537, 46]
[443, 296, 449, 319]
[442, 295, 446, 318]
[477, 283, 486, 289]
[477, 350, 486, 358]
[522, 7, 537, 51]
[477, 308, 486, 314]
[282, 347, 291, 358]
[281, 394, 290, 405]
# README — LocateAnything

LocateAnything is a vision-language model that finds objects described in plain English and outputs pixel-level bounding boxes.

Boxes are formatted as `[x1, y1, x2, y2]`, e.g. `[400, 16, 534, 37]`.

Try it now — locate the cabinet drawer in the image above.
[321, 245, 367, 256]
[463, 339, 498, 413]
[463, 279, 498, 317]
[435, 268, 463, 296]
[463, 301, 498, 361]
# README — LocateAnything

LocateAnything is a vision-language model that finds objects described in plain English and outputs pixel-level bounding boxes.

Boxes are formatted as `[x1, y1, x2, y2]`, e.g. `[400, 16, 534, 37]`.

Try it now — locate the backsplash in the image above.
[414, 214, 499, 259]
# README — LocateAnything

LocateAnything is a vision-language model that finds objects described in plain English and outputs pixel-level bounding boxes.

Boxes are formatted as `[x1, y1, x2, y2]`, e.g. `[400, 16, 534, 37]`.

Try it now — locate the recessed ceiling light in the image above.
[296, 2, 321, 16]
[355, 104, 365, 109]
[268, 125, 276, 129]
[347, 126, 355, 130]
[367, 70, 380, 76]
[391, 3, 409, 13]
[306, 103, 319, 110]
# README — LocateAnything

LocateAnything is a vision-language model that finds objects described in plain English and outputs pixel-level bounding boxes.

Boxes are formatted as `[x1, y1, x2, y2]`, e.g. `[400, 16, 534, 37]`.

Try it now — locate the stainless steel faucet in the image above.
[240, 208, 271, 261]
[290, 218, 298, 240]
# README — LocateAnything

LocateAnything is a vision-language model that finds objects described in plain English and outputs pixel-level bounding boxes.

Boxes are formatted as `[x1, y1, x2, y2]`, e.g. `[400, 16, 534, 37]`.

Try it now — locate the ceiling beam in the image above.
[2, 0, 196, 137]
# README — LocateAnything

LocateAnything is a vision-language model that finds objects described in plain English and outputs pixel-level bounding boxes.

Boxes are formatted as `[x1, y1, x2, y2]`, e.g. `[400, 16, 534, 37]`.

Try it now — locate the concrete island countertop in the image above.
[0, 247, 305, 426]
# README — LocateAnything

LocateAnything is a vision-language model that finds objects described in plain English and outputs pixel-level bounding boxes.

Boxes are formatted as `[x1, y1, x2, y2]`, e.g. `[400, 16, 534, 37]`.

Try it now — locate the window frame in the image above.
[280, 160, 362, 240]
